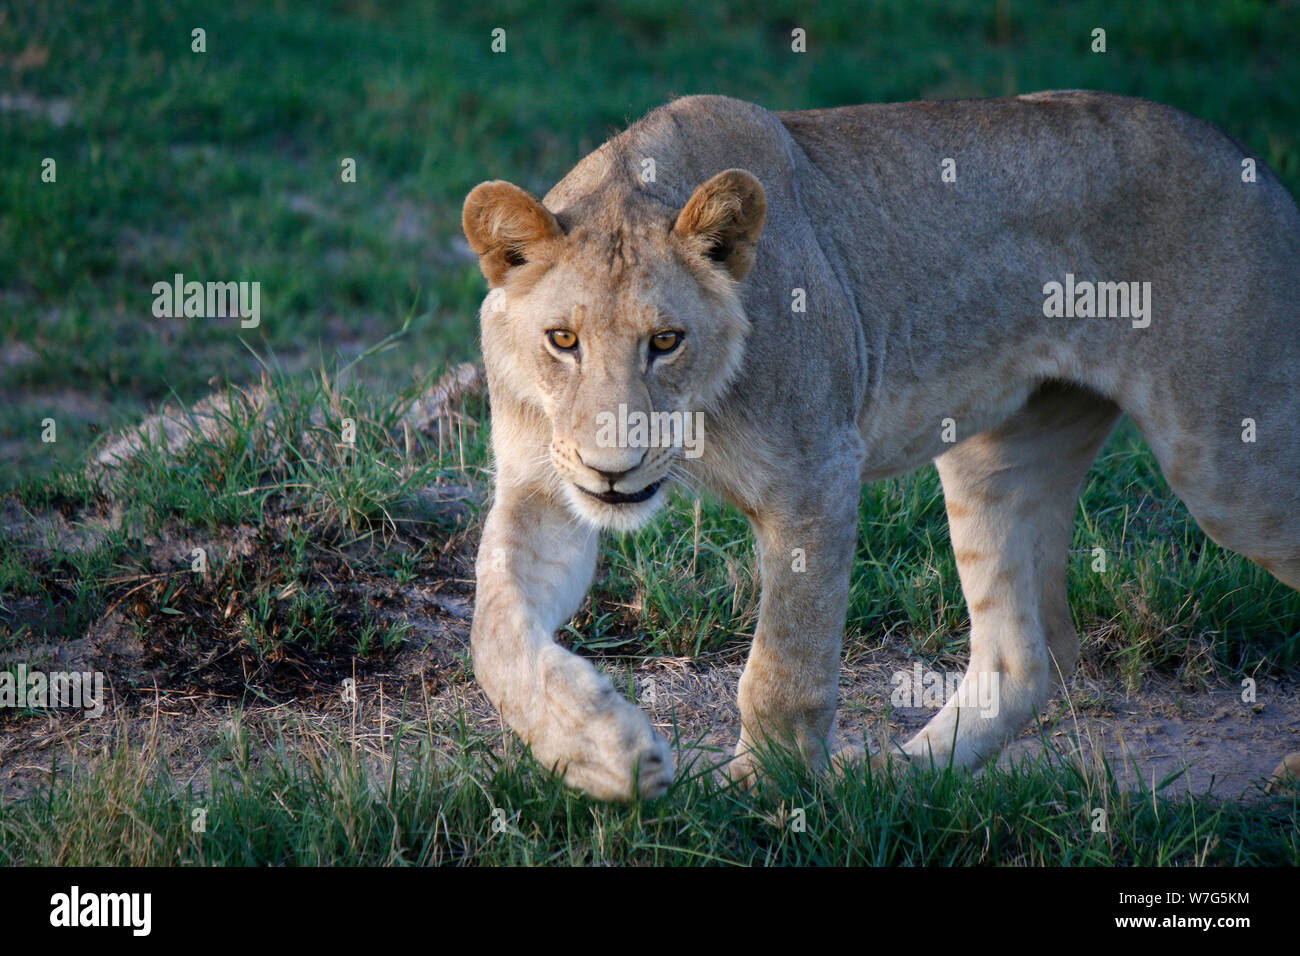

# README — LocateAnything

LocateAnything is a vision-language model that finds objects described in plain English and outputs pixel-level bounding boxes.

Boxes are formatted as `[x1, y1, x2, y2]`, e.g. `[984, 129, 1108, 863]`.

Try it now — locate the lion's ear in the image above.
[462, 180, 563, 286]
[672, 169, 767, 281]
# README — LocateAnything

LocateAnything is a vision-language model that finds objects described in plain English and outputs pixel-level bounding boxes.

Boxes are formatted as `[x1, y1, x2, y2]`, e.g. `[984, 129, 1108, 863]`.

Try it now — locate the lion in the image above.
[460, 91, 1300, 800]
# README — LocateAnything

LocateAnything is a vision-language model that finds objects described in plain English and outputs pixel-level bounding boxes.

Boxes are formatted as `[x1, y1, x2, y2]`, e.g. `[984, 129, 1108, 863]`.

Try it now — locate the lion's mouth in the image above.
[577, 480, 663, 505]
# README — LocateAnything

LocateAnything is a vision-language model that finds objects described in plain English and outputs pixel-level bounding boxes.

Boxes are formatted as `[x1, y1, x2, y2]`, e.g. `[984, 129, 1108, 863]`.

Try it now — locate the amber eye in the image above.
[548, 329, 578, 351]
[649, 331, 681, 354]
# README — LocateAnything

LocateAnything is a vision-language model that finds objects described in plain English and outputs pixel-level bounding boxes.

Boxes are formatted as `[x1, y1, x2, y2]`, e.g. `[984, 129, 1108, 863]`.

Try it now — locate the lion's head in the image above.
[462, 167, 766, 531]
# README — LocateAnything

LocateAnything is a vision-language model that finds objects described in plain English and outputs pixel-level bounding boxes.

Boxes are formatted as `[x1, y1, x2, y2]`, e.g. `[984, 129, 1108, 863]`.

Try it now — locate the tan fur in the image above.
[462, 91, 1300, 800]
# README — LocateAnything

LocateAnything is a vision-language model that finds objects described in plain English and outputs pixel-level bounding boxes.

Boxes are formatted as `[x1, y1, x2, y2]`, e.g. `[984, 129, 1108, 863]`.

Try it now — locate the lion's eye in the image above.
[548, 329, 578, 351]
[649, 331, 681, 354]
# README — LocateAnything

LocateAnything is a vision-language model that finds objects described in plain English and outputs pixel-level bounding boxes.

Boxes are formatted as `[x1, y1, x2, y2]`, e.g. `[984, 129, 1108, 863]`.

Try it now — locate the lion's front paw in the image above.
[727, 739, 862, 790]
[548, 697, 674, 801]
[528, 646, 674, 801]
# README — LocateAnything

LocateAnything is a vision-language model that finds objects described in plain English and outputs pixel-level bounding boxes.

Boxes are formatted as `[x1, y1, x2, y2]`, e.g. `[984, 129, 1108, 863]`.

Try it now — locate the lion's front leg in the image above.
[472, 488, 672, 800]
[729, 479, 860, 787]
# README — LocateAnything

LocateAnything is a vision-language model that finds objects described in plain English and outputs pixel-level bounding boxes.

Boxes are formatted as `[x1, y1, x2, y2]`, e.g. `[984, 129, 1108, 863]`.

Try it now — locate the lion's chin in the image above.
[564, 481, 669, 532]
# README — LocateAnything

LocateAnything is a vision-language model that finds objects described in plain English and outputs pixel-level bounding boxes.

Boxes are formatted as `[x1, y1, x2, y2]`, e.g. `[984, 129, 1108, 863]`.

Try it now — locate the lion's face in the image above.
[464, 170, 766, 531]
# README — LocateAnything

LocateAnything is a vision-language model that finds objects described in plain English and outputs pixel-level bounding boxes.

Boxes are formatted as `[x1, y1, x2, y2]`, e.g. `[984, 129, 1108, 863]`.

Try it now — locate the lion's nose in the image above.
[579, 450, 646, 487]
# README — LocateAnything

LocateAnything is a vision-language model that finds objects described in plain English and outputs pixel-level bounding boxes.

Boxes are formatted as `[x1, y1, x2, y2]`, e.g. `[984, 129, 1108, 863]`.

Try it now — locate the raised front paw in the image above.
[527, 645, 674, 801]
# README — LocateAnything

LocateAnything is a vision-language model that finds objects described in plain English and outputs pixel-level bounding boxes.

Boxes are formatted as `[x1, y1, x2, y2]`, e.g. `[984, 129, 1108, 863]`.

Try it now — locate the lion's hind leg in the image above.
[894, 383, 1120, 769]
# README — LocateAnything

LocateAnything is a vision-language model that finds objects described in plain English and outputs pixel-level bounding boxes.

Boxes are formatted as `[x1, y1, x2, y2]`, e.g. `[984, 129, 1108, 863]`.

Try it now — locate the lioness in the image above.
[461, 92, 1300, 800]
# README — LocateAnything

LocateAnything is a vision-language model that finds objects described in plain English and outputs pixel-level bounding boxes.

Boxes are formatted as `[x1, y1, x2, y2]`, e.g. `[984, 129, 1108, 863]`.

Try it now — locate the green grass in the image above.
[2, 0, 1299, 863]
[2, 711, 1295, 866]
[3, 0, 1298, 484]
